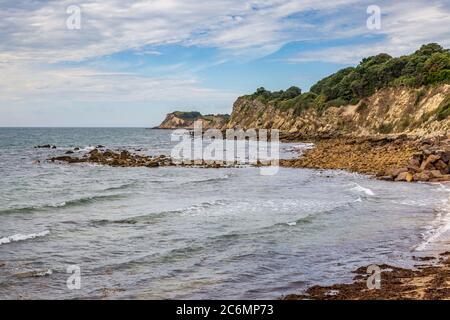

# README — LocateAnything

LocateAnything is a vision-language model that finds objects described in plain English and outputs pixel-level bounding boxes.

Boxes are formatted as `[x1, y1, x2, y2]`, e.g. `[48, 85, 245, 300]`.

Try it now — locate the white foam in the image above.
[286, 221, 297, 226]
[350, 183, 375, 196]
[0, 230, 50, 245]
[415, 193, 450, 251]
[51, 202, 66, 207]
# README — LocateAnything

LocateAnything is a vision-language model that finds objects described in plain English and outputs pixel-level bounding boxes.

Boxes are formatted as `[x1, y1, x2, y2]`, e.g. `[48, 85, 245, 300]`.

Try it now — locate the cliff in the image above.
[158, 44, 449, 137]
[226, 84, 450, 137]
[226, 43, 450, 137]
[156, 111, 229, 129]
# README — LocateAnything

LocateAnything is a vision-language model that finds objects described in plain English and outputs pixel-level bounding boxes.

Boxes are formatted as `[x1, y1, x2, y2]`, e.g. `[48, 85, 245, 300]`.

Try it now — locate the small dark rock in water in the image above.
[146, 162, 159, 168]
[74, 147, 80, 151]
[96, 145, 105, 148]
[35, 144, 56, 149]
[65, 150, 75, 154]
[50, 156, 82, 163]
[0, 262, 5, 267]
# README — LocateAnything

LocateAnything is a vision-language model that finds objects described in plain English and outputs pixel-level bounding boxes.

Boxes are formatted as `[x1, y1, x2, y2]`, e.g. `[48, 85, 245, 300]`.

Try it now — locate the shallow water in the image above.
[0, 128, 449, 299]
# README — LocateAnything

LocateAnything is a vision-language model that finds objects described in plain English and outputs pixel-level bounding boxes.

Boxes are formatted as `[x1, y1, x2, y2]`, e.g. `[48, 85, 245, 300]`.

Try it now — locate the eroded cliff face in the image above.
[226, 85, 450, 137]
[157, 112, 229, 129]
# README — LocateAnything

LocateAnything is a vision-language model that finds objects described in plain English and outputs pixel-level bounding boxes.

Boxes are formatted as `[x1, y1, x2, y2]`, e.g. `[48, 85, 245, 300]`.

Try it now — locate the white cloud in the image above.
[0, 62, 236, 104]
[288, 0, 450, 64]
[0, 0, 362, 63]
[1, 0, 449, 125]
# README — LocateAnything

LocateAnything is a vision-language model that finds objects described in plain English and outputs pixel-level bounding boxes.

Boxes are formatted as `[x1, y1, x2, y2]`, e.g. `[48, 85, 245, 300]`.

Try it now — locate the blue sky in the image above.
[0, 0, 449, 127]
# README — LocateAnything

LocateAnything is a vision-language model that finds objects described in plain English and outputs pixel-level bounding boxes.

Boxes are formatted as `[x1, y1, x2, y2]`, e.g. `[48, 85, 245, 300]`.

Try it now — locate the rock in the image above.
[120, 150, 130, 159]
[429, 170, 443, 179]
[408, 157, 421, 168]
[389, 167, 408, 177]
[35, 144, 55, 149]
[89, 149, 100, 155]
[413, 172, 430, 182]
[405, 172, 414, 182]
[146, 162, 159, 168]
[96, 145, 105, 148]
[440, 151, 450, 163]
[74, 147, 80, 151]
[395, 172, 413, 182]
[65, 150, 74, 154]
[420, 154, 440, 171]
[429, 175, 450, 182]
[103, 150, 115, 158]
[434, 159, 448, 173]
[379, 176, 394, 181]
[407, 165, 421, 173]
[51, 156, 76, 162]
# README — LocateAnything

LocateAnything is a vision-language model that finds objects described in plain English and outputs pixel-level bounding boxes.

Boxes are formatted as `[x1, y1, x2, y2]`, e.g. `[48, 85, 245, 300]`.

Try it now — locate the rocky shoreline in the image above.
[283, 252, 450, 300]
[280, 134, 450, 183]
[48, 148, 242, 168]
[46, 133, 450, 183]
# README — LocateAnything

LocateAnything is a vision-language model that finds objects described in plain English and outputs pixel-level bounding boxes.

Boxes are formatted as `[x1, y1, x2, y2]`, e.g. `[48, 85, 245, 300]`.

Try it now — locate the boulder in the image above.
[420, 154, 440, 171]
[389, 167, 408, 177]
[120, 150, 130, 159]
[429, 175, 450, 182]
[395, 172, 413, 182]
[413, 172, 430, 182]
[434, 160, 449, 173]
[65, 150, 74, 154]
[429, 170, 443, 179]
[146, 161, 159, 168]
[408, 157, 422, 168]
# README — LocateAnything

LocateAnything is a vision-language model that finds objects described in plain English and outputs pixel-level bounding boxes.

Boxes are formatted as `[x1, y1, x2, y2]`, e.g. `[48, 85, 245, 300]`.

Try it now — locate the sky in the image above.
[0, 0, 449, 127]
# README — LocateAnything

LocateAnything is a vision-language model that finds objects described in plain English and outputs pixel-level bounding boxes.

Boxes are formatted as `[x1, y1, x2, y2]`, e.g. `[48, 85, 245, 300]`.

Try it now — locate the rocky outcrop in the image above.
[156, 111, 229, 129]
[50, 149, 172, 167]
[280, 136, 421, 177]
[226, 85, 450, 137]
[49, 148, 242, 169]
[284, 252, 450, 300]
[280, 134, 450, 183]
[383, 135, 450, 182]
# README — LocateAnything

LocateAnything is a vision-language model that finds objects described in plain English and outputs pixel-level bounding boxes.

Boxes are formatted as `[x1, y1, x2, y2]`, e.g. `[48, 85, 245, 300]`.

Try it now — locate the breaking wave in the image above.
[0, 230, 50, 246]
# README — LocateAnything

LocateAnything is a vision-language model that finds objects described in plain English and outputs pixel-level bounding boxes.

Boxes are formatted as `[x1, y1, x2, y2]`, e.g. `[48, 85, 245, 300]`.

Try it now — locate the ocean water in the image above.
[0, 128, 449, 300]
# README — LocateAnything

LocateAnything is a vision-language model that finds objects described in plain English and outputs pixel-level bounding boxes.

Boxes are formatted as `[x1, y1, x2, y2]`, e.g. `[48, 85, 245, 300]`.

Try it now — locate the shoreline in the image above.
[280, 134, 450, 182]
[279, 133, 450, 300]
[283, 252, 450, 300]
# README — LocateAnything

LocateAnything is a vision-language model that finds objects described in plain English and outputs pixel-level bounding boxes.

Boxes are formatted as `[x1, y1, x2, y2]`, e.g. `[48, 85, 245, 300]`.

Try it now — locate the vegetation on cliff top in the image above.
[171, 111, 203, 120]
[246, 43, 450, 116]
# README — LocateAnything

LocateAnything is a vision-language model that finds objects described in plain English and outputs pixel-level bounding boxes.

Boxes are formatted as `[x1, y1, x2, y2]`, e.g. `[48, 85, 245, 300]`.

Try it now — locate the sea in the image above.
[0, 127, 449, 299]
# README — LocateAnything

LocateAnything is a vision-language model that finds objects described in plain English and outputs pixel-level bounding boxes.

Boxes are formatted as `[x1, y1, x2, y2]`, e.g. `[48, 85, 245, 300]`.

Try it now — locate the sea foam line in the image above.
[0, 230, 50, 245]
[415, 189, 450, 251]
[349, 183, 375, 196]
